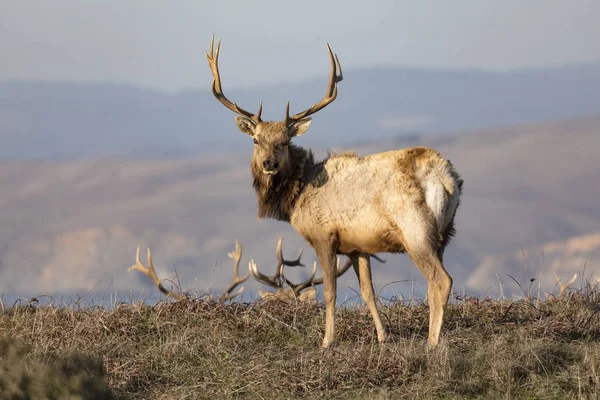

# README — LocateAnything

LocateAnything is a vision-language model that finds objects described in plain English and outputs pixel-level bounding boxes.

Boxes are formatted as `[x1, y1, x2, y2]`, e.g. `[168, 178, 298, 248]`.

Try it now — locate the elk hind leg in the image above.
[410, 248, 452, 347]
[351, 253, 386, 343]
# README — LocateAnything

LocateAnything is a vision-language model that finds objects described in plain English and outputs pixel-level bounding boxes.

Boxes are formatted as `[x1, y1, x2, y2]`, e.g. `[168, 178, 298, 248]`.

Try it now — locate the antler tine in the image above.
[325, 43, 344, 97]
[284, 261, 318, 296]
[219, 238, 251, 301]
[276, 237, 304, 268]
[250, 236, 306, 295]
[371, 254, 386, 264]
[311, 254, 386, 285]
[219, 287, 245, 302]
[250, 259, 284, 290]
[312, 257, 354, 285]
[285, 43, 343, 124]
[129, 247, 187, 301]
[337, 257, 354, 275]
[556, 273, 577, 297]
[206, 34, 262, 123]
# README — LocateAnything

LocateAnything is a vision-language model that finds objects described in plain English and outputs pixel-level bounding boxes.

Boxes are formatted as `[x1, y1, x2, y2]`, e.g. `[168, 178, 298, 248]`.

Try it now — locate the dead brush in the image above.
[1, 284, 600, 399]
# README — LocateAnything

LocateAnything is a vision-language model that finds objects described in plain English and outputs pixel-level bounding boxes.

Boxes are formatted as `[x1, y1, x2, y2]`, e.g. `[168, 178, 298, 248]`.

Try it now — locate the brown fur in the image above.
[252, 143, 310, 221]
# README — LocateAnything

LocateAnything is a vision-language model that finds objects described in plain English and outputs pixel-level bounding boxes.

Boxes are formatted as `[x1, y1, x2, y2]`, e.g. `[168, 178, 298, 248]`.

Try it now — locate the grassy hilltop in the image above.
[1, 286, 600, 399]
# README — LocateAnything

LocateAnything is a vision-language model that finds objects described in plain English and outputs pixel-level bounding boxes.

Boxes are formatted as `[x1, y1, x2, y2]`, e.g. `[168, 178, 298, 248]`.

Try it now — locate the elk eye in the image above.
[253, 138, 258, 145]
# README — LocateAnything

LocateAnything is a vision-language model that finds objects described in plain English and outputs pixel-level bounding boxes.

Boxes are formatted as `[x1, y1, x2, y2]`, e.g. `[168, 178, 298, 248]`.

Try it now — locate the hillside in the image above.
[0, 115, 598, 299]
[2, 295, 600, 399]
[1, 61, 600, 159]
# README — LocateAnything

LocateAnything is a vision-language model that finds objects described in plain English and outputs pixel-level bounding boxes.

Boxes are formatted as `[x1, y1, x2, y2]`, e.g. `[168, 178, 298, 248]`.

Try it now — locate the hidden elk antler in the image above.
[221, 239, 252, 300]
[129, 239, 250, 302]
[250, 237, 386, 302]
[129, 247, 187, 301]
[250, 237, 317, 302]
[129, 236, 387, 304]
[545, 273, 579, 300]
[556, 274, 577, 297]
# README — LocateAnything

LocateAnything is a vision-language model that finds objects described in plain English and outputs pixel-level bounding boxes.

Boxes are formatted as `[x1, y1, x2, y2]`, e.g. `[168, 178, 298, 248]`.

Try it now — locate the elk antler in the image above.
[129, 239, 250, 302]
[220, 238, 252, 301]
[250, 259, 318, 301]
[250, 238, 313, 295]
[284, 43, 343, 125]
[556, 274, 577, 297]
[276, 237, 304, 267]
[251, 257, 358, 302]
[206, 34, 263, 123]
[250, 237, 385, 302]
[311, 254, 386, 286]
[312, 257, 353, 286]
[250, 237, 315, 301]
[129, 247, 187, 301]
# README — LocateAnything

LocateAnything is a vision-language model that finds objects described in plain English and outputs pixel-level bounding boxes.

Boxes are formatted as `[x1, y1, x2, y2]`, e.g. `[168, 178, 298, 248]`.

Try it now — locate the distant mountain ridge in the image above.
[0, 114, 598, 298]
[1, 61, 600, 159]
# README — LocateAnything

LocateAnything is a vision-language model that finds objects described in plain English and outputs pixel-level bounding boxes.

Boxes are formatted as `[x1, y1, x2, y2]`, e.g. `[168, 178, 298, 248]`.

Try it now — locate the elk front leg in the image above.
[350, 253, 386, 343]
[317, 245, 337, 348]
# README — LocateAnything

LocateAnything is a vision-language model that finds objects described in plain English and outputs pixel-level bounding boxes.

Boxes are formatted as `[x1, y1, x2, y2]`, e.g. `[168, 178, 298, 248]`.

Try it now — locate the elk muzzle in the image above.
[262, 159, 279, 175]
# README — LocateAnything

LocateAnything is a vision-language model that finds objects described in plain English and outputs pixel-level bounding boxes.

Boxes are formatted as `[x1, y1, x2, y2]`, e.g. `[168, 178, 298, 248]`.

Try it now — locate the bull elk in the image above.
[206, 35, 463, 347]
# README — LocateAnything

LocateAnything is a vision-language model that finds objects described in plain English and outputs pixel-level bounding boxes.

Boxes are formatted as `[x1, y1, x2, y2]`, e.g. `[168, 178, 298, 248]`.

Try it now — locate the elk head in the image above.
[206, 34, 343, 177]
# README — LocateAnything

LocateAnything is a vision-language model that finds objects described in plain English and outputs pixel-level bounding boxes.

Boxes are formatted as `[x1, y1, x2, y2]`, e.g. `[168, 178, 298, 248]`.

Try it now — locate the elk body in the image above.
[206, 35, 463, 348]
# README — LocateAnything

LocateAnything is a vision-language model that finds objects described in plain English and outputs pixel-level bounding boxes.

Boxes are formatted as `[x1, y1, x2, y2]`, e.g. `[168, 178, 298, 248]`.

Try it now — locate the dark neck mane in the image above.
[252, 144, 313, 222]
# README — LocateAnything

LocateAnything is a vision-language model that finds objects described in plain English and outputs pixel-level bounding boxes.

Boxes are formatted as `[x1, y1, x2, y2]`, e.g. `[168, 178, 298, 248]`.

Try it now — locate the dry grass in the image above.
[1, 287, 600, 399]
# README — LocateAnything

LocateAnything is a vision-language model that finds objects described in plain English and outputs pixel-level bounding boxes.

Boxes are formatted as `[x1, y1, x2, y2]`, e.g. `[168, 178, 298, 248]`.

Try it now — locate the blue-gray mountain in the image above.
[0, 115, 598, 299]
[1, 62, 600, 159]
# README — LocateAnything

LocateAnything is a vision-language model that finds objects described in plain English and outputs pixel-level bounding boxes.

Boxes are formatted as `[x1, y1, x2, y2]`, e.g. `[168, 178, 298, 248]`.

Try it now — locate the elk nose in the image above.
[263, 160, 278, 170]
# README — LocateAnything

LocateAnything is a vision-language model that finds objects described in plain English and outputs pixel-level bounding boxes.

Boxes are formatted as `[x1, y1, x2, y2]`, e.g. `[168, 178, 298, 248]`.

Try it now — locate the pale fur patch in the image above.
[424, 178, 448, 236]
[418, 158, 461, 236]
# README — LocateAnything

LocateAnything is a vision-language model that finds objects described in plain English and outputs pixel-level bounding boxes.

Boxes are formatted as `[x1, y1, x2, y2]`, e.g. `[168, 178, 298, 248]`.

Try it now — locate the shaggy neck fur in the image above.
[252, 144, 313, 222]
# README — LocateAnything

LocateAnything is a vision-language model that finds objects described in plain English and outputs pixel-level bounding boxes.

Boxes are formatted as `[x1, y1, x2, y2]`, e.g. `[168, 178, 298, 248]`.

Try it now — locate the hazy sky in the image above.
[1, 1, 599, 92]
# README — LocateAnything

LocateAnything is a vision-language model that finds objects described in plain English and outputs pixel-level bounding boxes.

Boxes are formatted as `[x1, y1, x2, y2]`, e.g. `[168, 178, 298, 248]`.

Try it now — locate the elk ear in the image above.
[258, 290, 274, 300]
[288, 118, 312, 138]
[235, 116, 256, 136]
